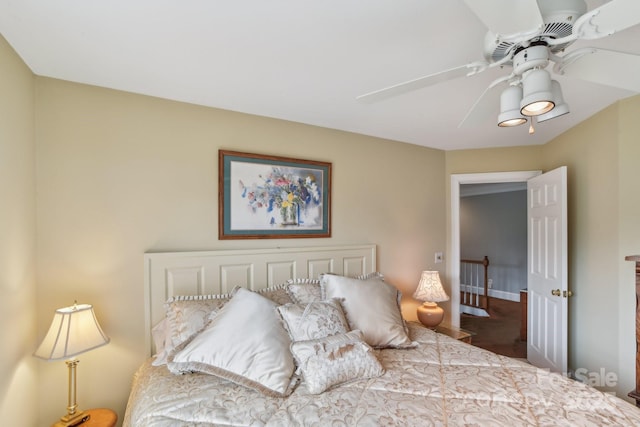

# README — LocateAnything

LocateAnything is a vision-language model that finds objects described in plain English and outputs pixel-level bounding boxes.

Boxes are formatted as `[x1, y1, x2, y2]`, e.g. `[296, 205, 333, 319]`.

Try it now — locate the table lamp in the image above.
[413, 271, 450, 328]
[34, 302, 110, 427]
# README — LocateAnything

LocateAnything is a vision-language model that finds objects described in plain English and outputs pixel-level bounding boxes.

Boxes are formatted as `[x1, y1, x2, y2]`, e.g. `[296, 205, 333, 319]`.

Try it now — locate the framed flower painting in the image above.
[219, 150, 331, 239]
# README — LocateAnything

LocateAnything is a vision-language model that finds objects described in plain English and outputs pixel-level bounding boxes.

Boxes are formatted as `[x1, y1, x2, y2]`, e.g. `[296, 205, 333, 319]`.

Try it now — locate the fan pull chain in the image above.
[529, 117, 536, 135]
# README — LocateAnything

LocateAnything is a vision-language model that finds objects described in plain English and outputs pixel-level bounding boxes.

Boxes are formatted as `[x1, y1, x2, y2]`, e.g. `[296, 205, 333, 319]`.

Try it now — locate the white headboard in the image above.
[144, 244, 376, 355]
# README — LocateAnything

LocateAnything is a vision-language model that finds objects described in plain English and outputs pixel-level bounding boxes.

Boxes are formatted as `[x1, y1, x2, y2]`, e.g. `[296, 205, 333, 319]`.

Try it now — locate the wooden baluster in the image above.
[460, 257, 490, 311]
[483, 256, 490, 312]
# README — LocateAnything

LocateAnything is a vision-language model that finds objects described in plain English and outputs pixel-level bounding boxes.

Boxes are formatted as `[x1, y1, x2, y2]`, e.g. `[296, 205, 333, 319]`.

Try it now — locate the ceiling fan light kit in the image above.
[356, 0, 640, 133]
[520, 68, 555, 116]
[498, 85, 527, 127]
[538, 80, 570, 123]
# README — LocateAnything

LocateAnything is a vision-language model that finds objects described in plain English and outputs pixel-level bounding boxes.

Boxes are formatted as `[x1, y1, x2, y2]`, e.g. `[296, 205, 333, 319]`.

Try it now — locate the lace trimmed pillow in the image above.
[291, 329, 385, 394]
[276, 299, 350, 342]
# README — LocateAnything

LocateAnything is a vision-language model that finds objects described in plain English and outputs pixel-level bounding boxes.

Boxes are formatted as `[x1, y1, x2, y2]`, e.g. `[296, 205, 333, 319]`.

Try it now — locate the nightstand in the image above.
[435, 324, 475, 344]
[53, 408, 117, 427]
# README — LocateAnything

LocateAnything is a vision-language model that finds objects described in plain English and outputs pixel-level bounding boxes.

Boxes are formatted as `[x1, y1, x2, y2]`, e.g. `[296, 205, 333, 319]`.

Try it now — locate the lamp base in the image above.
[416, 302, 444, 329]
[52, 410, 90, 427]
[52, 359, 90, 427]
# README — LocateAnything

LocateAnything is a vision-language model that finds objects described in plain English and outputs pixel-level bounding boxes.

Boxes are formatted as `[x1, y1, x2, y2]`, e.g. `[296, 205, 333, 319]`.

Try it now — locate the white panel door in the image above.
[527, 166, 568, 373]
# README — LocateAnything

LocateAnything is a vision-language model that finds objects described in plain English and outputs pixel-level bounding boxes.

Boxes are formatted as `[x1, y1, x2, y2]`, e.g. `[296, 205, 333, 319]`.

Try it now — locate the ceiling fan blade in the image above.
[463, 0, 543, 35]
[458, 76, 509, 128]
[356, 64, 480, 104]
[574, 0, 640, 40]
[556, 48, 640, 92]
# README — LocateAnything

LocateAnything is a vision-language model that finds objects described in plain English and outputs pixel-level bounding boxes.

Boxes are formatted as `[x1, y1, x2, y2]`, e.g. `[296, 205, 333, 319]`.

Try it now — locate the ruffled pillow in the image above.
[291, 329, 385, 394]
[151, 318, 168, 360]
[354, 272, 385, 280]
[321, 274, 414, 349]
[167, 287, 295, 397]
[286, 278, 322, 304]
[277, 299, 350, 342]
[258, 284, 294, 306]
[154, 292, 233, 366]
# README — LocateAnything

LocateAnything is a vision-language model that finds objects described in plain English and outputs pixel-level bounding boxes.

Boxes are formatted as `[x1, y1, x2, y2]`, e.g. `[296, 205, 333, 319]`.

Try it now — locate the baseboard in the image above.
[461, 285, 520, 302]
[489, 289, 520, 302]
[460, 305, 490, 317]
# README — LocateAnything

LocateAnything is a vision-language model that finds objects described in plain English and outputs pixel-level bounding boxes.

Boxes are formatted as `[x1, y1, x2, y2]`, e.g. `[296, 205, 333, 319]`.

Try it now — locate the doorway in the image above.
[458, 182, 527, 358]
[449, 171, 541, 326]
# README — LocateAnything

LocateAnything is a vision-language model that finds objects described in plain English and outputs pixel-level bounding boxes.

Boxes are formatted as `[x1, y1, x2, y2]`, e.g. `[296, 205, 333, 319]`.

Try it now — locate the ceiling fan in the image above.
[357, 0, 640, 132]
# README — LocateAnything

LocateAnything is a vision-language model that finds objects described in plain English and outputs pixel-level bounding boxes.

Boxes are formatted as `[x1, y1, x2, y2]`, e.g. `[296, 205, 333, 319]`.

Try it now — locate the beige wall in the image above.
[445, 145, 544, 175]
[0, 36, 38, 425]
[542, 103, 622, 394]
[33, 78, 446, 424]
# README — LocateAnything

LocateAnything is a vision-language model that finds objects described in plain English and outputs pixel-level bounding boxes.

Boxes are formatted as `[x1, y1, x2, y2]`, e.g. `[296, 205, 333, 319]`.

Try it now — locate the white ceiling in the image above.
[1, 0, 638, 151]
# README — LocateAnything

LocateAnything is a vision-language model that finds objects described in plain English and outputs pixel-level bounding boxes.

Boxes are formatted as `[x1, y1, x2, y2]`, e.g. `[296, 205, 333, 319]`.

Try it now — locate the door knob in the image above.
[551, 289, 561, 296]
[563, 290, 573, 298]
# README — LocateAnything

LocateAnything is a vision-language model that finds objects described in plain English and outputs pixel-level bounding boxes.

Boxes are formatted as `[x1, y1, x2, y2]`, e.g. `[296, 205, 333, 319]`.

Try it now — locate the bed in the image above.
[124, 245, 640, 426]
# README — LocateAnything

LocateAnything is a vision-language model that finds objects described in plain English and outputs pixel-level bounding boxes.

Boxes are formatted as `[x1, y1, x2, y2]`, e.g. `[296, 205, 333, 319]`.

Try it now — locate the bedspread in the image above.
[123, 323, 640, 426]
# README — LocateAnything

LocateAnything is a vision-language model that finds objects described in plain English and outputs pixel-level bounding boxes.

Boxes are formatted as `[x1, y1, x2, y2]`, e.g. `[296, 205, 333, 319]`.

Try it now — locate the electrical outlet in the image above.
[488, 278, 493, 288]
[435, 252, 443, 263]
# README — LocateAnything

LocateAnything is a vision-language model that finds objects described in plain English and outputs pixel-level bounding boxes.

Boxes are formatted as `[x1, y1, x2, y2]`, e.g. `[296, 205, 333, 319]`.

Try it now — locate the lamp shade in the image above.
[520, 69, 555, 116]
[34, 303, 110, 361]
[413, 271, 449, 303]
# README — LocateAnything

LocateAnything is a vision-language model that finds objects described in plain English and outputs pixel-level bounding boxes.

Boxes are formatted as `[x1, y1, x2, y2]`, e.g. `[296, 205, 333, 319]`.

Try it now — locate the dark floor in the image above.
[460, 297, 527, 359]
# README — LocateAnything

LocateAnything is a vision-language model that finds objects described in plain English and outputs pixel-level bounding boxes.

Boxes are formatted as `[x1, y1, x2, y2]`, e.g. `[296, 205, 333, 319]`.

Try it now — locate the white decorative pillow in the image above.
[291, 329, 385, 394]
[277, 299, 350, 342]
[167, 287, 295, 397]
[321, 274, 414, 349]
[286, 278, 322, 304]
